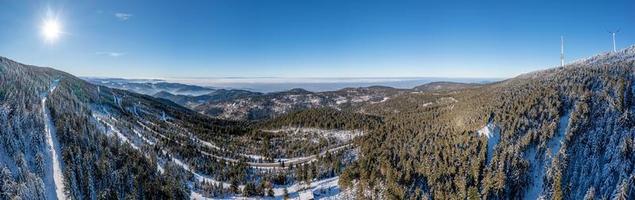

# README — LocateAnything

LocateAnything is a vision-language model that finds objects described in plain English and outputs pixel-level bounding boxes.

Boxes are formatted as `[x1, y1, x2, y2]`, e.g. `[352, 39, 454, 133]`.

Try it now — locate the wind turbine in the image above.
[608, 29, 620, 52]
[560, 36, 564, 67]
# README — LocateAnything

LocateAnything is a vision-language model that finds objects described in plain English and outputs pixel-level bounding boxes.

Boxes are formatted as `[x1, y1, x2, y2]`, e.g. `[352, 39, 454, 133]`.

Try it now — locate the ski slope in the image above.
[41, 79, 68, 200]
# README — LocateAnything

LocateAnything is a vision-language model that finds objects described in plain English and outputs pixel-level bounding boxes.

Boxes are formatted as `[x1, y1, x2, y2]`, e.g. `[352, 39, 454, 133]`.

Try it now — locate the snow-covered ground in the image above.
[524, 109, 571, 199]
[171, 157, 233, 189]
[92, 108, 169, 176]
[133, 129, 156, 146]
[351, 95, 371, 103]
[437, 97, 458, 104]
[101, 118, 140, 150]
[198, 143, 352, 170]
[0, 105, 19, 174]
[194, 136, 223, 151]
[262, 127, 364, 144]
[213, 127, 364, 169]
[271, 176, 341, 199]
[187, 144, 358, 199]
[335, 96, 348, 105]
[477, 123, 500, 165]
[41, 79, 68, 200]
[190, 176, 344, 200]
[87, 103, 356, 199]
[271, 144, 352, 164]
[370, 97, 390, 104]
[179, 127, 358, 199]
[91, 109, 148, 151]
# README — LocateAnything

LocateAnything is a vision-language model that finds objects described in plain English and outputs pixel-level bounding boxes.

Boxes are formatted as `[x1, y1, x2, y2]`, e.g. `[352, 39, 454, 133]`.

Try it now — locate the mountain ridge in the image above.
[1, 45, 635, 199]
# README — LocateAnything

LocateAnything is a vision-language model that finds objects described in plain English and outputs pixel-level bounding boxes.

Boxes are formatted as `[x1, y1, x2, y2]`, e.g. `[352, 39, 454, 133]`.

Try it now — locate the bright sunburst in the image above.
[41, 18, 62, 42]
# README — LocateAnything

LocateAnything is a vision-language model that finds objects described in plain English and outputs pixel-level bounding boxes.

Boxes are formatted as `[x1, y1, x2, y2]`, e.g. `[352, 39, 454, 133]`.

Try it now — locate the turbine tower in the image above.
[560, 36, 564, 67]
[609, 29, 620, 52]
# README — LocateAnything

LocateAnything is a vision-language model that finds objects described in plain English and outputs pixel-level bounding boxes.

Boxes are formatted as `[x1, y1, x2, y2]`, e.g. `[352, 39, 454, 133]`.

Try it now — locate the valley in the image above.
[1, 45, 635, 199]
[2, 0, 634, 199]
[87, 78, 483, 121]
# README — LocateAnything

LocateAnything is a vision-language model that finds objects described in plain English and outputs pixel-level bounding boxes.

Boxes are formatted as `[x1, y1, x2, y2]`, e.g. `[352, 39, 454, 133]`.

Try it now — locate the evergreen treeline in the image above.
[2, 46, 635, 200]
[260, 107, 382, 130]
[339, 51, 635, 199]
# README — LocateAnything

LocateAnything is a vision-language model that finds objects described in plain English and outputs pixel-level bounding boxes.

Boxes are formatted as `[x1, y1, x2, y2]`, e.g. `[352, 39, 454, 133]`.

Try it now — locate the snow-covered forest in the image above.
[1, 45, 635, 200]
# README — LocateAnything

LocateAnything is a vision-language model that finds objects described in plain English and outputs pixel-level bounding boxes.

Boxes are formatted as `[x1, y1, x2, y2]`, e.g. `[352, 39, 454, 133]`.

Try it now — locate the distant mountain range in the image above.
[2, 45, 635, 199]
[86, 77, 485, 120]
[84, 78, 217, 96]
[0, 56, 364, 199]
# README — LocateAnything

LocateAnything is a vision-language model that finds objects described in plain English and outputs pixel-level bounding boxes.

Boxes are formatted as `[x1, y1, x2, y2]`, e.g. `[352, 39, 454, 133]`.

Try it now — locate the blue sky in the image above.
[0, 0, 633, 79]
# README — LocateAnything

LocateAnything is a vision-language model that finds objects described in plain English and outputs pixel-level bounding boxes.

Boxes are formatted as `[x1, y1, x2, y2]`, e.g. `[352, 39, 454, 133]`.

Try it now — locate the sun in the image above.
[41, 18, 62, 42]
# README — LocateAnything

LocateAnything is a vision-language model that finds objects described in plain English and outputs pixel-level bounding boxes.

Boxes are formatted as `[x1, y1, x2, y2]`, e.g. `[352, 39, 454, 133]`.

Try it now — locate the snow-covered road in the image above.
[125, 113, 356, 199]
[41, 79, 68, 200]
[190, 176, 343, 200]
[201, 144, 353, 169]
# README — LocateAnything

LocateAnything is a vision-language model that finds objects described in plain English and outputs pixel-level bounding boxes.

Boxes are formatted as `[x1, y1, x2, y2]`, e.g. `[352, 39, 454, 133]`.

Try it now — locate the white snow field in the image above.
[478, 122, 500, 165]
[190, 176, 343, 200]
[41, 79, 68, 200]
[262, 127, 364, 145]
[88, 102, 357, 199]
[524, 109, 571, 200]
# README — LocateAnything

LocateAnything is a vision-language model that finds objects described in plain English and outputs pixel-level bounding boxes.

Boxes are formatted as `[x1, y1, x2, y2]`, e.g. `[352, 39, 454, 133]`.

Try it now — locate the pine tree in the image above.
[583, 187, 595, 200]
[614, 179, 629, 200]
[283, 188, 289, 200]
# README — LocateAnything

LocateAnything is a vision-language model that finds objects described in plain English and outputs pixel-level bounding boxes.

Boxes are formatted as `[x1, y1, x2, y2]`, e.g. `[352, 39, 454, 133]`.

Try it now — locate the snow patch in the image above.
[133, 129, 156, 146]
[262, 127, 363, 144]
[524, 109, 571, 200]
[478, 123, 500, 165]
[271, 176, 342, 199]
[171, 156, 232, 189]
[351, 95, 371, 103]
[95, 116, 140, 150]
[437, 97, 458, 104]
[335, 96, 349, 105]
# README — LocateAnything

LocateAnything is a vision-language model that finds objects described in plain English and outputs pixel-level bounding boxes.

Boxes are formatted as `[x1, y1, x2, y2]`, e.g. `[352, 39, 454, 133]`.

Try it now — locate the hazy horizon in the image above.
[85, 76, 499, 93]
[1, 1, 633, 199]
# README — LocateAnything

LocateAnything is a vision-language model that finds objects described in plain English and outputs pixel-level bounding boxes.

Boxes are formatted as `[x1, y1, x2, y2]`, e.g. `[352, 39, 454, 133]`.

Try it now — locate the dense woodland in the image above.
[339, 49, 635, 199]
[0, 56, 371, 199]
[259, 107, 383, 131]
[1, 45, 635, 200]
[0, 58, 192, 199]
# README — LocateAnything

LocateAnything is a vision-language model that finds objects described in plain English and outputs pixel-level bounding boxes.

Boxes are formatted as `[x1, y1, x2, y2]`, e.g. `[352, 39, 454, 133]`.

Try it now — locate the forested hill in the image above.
[0, 56, 369, 199]
[2, 44, 635, 199]
[339, 46, 635, 199]
[0, 56, 249, 199]
[258, 108, 383, 131]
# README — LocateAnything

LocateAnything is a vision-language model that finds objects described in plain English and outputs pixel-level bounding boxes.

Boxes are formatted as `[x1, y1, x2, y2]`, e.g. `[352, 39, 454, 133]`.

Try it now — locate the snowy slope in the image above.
[41, 79, 68, 200]
[524, 109, 571, 199]
[478, 122, 500, 165]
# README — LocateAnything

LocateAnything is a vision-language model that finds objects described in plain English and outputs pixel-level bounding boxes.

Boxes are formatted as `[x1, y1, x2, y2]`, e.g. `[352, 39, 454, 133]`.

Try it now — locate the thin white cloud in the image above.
[114, 13, 133, 21]
[96, 52, 126, 57]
